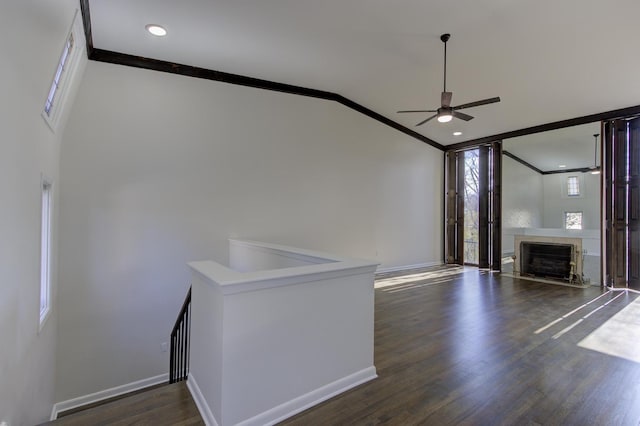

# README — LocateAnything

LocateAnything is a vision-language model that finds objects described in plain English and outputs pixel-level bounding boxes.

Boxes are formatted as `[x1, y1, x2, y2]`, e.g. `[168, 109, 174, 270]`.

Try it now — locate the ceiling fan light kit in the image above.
[437, 111, 453, 123]
[397, 33, 501, 127]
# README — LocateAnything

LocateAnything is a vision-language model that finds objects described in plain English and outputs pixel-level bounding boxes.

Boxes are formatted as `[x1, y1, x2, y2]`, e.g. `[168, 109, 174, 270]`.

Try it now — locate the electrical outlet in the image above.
[161, 342, 168, 352]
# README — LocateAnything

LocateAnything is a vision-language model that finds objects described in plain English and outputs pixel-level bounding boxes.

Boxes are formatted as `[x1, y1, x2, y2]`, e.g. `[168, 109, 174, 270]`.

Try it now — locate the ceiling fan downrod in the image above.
[441, 33, 450, 93]
[395, 32, 500, 126]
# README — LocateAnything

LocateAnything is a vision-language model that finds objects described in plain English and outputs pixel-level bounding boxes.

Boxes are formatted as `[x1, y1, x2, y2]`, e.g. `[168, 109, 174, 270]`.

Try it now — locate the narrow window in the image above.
[565, 211, 582, 230]
[567, 176, 580, 196]
[44, 32, 74, 117]
[42, 11, 83, 132]
[40, 179, 53, 329]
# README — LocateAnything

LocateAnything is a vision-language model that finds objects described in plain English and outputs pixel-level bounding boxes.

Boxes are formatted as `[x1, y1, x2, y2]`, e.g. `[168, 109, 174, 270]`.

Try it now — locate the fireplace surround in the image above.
[520, 242, 574, 281]
[513, 235, 583, 285]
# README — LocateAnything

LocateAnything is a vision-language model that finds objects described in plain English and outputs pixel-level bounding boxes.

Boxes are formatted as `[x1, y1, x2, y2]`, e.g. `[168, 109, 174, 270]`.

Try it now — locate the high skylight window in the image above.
[44, 32, 74, 117]
[42, 12, 83, 132]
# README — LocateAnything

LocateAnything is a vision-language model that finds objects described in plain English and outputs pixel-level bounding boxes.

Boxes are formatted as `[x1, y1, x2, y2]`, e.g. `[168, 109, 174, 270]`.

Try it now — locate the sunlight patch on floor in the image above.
[375, 266, 468, 289]
[578, 295, 640, 364]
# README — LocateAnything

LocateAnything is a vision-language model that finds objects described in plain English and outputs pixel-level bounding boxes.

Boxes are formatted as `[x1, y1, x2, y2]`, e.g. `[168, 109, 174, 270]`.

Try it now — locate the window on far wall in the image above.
[567, 176, 580, 196]
[565, 211, 583, 230]
[40, 178, 53, 330]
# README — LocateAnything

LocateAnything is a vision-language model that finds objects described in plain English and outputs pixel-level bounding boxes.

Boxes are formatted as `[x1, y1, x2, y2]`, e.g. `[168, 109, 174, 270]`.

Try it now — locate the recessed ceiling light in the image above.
[453, 131, 462, 136]
[146, 24, 167, 37]
[558, 164, 567, 168]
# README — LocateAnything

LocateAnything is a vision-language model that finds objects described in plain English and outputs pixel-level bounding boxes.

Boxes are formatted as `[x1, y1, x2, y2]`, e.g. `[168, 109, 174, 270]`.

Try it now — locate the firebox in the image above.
[520, 242, 574, 281]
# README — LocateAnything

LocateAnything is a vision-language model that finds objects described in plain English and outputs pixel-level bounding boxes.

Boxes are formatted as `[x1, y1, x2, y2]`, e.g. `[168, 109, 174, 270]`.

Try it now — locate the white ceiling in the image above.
[504, 122, 601, 171]
[88, 0, 640, 150]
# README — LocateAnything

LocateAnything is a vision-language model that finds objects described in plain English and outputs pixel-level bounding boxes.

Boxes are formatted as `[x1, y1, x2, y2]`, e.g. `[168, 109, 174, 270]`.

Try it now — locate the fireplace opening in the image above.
[520, 242, 574, 281]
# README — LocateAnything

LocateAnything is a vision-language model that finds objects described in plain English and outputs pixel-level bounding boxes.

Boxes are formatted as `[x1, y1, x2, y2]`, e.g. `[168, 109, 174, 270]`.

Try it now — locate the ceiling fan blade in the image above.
[397, 109, 438, 113]
[416, 114, 438, 126]
[453, 96, 501, 110]
[452, 110, 474, 121]
[441, 91, 452, 107]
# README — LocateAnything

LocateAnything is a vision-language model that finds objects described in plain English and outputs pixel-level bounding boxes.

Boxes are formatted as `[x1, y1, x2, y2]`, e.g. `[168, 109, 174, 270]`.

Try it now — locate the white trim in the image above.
[186, 368, 376, 426]
[186, 374, 219, 426]
[376, 261, 442, 274]
[189, 239, 378, 296]
[50, 373, 169, 420]
[607, 286, 640, 294]
[238, 366, 377, 426]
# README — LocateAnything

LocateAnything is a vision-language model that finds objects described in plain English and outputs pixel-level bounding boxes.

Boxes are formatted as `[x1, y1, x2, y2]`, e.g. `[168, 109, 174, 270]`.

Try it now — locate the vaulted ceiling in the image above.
[87, 0, 640, 163]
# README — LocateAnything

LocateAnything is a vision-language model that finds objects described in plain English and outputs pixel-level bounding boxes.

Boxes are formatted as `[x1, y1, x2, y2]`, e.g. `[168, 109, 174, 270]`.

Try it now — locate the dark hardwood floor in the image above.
[282, 267, 640, 426]
[42, 382, 203, 425]
[42, 267, 640, 425]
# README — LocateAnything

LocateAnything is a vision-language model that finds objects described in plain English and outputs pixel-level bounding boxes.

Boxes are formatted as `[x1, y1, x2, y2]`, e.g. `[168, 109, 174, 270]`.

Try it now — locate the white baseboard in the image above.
[239, 366, 377, 426]
[186, 367, 376, 426]
[50, 373, 169, 420]
[376, 261, 442, 274]
[186, 374, 219, 426]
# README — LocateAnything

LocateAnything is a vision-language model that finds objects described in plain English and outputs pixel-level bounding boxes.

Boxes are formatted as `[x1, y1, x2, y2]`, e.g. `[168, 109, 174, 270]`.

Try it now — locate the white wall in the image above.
[0, 2, 86, 424]
[190, 241, 377, 425]
[56, 61, 443, 401]
[502, 155, 544, 253]
[542, 172, 601, 230]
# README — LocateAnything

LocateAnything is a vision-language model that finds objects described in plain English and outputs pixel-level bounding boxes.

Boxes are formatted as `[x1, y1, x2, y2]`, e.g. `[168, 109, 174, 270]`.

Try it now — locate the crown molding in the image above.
[78, 0, 444, 151]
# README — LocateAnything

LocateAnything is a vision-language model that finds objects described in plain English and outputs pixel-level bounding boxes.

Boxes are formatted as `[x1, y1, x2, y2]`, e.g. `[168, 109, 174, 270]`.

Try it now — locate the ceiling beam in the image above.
[503, 150, 593, 175]
[502, 151, 543, 174]
[78, 0, 444, 152]
[78, 0, 94, 54]
[542, 167, 592, 175]
[446, 105, 640, 151]
[79, 0, 640, 157]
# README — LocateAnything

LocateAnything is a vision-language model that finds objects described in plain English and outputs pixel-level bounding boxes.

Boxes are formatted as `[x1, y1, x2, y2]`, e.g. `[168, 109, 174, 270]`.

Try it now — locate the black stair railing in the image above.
[170, 287, 191, 383]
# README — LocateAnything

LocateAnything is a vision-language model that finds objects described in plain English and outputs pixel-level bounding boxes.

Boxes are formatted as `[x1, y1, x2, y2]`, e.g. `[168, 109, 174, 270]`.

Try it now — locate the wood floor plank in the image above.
[281, 268, 640, 426]
[41, 382, 203, 426]
[41, 268, 640, 425]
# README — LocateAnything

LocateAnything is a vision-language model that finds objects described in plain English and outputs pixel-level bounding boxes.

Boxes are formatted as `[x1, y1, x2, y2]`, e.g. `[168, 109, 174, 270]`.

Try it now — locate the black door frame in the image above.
[604, 117, 640, 291]
[444, 143, 502, 270]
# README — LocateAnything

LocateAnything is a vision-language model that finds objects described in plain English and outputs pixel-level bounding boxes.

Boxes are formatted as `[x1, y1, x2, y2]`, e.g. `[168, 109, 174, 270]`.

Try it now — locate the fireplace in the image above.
[513, 235, 583, 285]
[520, 242, 574, 281]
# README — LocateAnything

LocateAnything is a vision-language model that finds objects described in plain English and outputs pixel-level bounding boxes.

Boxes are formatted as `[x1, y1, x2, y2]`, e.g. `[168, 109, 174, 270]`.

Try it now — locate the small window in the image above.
[42, 11, 83, 132]
[565, 211, 583, 230]
[44, 32, 74, 117]
[567, 176, 580, 196]
[40, 179, 53, 330]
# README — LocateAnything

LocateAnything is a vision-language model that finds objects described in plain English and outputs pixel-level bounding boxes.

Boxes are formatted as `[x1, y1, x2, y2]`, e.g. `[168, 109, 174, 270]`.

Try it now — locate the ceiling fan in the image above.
[397, 33, 501, 126]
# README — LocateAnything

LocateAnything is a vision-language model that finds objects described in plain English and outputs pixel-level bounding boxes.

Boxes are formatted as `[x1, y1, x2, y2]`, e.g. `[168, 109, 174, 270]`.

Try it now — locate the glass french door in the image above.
[604, 117, 640, 290]
[445, 142, 502, 270]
